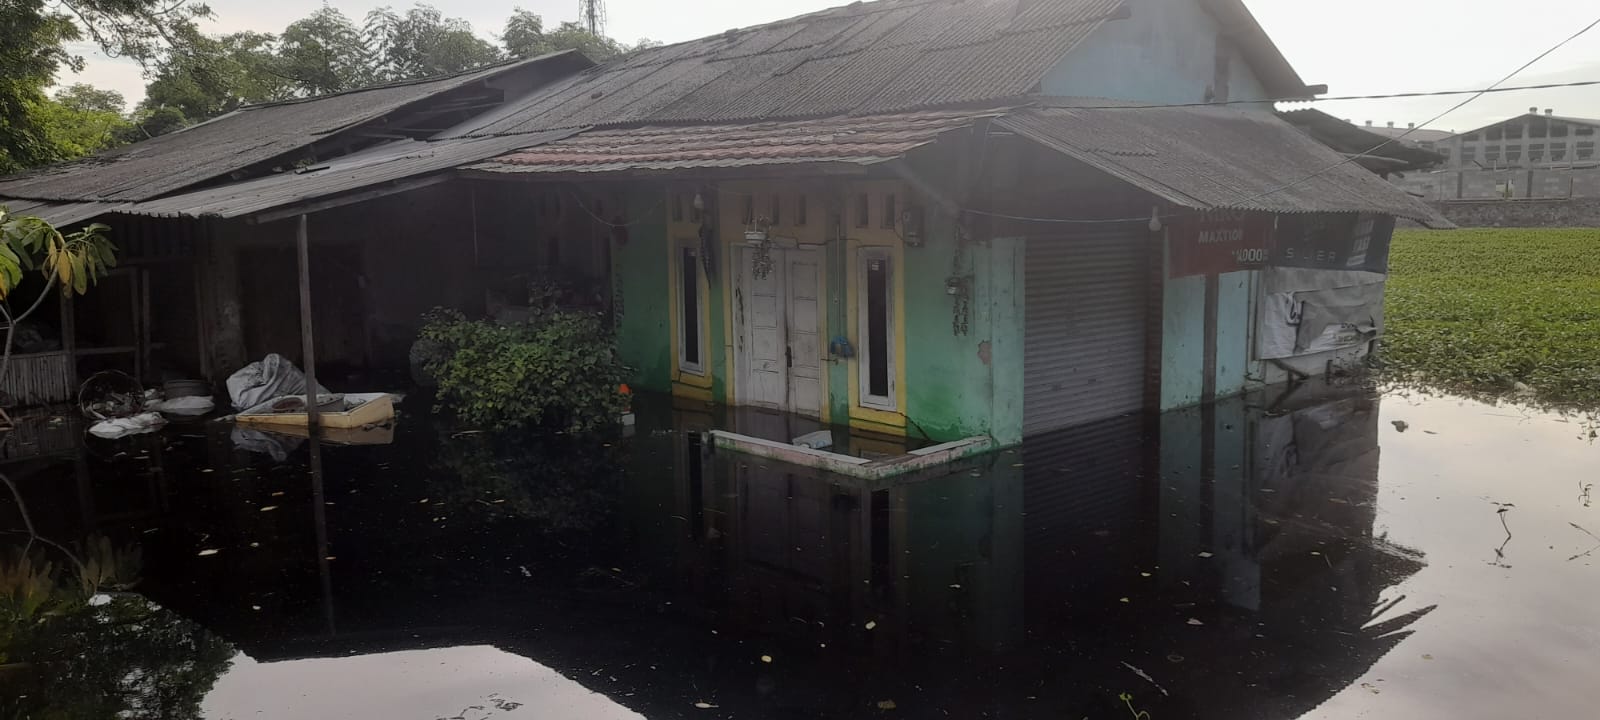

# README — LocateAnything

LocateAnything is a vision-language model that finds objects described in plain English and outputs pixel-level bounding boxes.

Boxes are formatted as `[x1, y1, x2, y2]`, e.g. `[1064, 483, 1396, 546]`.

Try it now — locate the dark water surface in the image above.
[2, 387, 1596, 719]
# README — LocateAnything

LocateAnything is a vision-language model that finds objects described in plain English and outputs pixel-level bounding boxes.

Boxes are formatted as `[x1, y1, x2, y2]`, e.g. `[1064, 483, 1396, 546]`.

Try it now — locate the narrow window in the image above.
[742, 195, 754, 225]
[672, 194, 684, 222]
[796, 195, 808, 226]
[882, 194, 897, 229]
[1577, 126, 1595, 137]
[679, 246, 703, 374]
[770, 195, 781, 226]
[859, 249, 894, 409]
[856, 194, 870, 228]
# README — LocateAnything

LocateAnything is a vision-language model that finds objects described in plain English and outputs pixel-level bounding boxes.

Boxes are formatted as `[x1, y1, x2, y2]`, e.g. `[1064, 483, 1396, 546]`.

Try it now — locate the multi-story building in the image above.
[1391, 108, 1600, 200]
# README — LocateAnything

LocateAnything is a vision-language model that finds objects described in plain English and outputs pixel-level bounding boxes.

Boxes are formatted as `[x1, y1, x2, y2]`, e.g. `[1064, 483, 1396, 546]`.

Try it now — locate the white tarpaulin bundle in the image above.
[1258, 267, 1386, 360]
[226, 354, 329, 411]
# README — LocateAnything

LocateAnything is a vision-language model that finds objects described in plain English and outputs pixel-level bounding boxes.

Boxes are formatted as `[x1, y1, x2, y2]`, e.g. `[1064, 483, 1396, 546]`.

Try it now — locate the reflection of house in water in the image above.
[7, 387, 1429, 719]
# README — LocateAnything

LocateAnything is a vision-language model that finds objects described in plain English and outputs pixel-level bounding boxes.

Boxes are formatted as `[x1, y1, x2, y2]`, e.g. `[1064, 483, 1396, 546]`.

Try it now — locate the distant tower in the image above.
[580, 0, 606, 36]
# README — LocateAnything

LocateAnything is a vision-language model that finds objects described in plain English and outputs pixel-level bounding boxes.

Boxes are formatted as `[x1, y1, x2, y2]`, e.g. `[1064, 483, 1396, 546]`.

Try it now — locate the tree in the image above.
[34, 84, 133, 159]
[278, 7, 374, 95]
[0, 209, 117, 389]
[364, 5, 502, 81]
[501, 9, 653, 63]
[143, 26, 286, 121]
[0, 0, 211, 171]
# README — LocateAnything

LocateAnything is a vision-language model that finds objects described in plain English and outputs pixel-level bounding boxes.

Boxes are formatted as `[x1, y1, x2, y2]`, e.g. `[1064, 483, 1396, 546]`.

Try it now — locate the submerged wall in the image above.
[609, 179, 1023, 446]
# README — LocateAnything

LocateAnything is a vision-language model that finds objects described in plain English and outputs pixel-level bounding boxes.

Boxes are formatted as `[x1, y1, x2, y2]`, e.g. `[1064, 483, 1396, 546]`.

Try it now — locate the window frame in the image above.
[857, 247, 896, 411]
[676, 243, 707, 377]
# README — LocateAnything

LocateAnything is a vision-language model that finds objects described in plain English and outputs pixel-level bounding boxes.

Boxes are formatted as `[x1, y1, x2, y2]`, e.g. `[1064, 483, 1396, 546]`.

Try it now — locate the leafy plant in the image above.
[0, 208, 117, 391]
[1381, 228, 1600, 410]
[418, 307, 629, 432]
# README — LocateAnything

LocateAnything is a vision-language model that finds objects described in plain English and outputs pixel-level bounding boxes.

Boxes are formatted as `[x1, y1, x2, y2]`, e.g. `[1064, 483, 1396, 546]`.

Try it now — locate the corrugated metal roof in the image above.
[1278, 109, 1446, 172]
[469, 110, 996, 175]
[455, 0, 1126, 137]
[0, 198, 128, 226]
[998, 103, 1453, 227]
[123, 130, 578, 219]
[0, 51, 589, 205]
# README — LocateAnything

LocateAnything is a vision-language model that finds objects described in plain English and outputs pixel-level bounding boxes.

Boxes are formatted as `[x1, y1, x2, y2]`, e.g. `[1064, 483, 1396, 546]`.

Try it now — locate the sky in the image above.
[59, 0, 1600, 133]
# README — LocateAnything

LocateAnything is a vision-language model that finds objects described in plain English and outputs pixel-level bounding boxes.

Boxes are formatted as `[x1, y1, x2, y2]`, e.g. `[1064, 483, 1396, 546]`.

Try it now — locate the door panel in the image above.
[743, 248, 787, 409]
[785, 250, 823, 418]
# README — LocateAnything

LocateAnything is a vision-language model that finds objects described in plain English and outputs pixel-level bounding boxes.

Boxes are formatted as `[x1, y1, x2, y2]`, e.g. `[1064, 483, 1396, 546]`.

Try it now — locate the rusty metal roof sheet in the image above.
[469, 110, 996, 175]
[0, 51, 590, 205]
[122, 130, 577, 220]
[456, 0, 1129, 136]
[998, 103, 1453, 227]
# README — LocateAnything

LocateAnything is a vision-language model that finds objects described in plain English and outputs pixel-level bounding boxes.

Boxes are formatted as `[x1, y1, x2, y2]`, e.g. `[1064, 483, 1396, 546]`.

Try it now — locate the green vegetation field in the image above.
[1383, 228, 1600, 408]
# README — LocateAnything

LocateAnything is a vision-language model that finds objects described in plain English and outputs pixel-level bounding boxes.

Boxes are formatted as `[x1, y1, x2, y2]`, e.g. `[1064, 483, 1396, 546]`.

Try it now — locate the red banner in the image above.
[1168, 211, 1274, 278]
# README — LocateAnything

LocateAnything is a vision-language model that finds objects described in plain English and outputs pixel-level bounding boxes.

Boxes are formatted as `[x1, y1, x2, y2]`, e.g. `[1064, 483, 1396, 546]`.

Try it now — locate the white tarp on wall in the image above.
[1258, 267, 1386, 360]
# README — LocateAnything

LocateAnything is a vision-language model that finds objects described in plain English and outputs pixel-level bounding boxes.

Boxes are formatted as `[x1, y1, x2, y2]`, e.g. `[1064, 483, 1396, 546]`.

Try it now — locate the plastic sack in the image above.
[147, 396, 216, 416]
[89, 412, 167, 439]
[226, 354, 329, 411]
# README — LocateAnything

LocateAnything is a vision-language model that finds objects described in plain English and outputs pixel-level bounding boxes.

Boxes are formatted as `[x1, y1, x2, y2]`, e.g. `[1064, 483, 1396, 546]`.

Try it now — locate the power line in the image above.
[1059, 78, 1600, 111]
[1222, 14, 1600, 211]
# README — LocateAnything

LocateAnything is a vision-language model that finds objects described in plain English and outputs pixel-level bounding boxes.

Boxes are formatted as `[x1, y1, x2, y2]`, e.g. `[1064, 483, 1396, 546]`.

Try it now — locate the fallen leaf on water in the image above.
[1119, 597, 1130, 603]
[864, 620, 877, 630]
[948, 584, 962, 589]
[197, 549, 220, 556]
[419, 498, 430, 504]
[259, 506, 278, 512]
[324, 556, 337, 561]
[1186, 618, 1204, 626]
[693, 702, 717, 709]
[761, 655, 772, 663]
[1140, 572, 1152, 577]
[270, 491, 285, 497]
[1197, 552, 1213, 558]
[876, 700, 897, 710]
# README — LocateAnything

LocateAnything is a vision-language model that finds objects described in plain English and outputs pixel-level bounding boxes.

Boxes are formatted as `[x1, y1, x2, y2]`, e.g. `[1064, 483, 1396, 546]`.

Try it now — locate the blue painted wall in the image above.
[1213, 269, 1256, 398]
[1041, 0, 1270, 104]
[1161, 274, 1206, 409]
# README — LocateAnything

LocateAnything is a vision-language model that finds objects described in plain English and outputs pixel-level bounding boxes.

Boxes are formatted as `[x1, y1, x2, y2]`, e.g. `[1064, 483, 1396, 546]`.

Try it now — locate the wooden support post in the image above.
[296, 215, 320, 430]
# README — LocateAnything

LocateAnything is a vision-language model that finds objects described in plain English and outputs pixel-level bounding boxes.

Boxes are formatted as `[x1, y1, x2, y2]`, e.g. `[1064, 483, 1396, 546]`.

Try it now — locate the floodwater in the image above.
[2, 385, 1597, 720]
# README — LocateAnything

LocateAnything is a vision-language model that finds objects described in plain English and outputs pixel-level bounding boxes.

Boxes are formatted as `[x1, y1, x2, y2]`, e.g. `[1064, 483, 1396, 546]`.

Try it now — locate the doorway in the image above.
[733, 245, 824, 419]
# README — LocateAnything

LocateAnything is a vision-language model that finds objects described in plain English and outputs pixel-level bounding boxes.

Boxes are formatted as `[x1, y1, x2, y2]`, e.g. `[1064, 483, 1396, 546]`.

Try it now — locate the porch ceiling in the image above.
[465, 109, 1001, 175]
[998, 102, 1455, 228]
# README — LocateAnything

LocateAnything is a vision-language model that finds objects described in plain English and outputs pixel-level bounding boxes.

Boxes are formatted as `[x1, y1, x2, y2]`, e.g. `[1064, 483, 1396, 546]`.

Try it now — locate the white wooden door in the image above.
[735, 246, 824, 417]
[785, 249, 824, 418]
[743, 247, 787, 409]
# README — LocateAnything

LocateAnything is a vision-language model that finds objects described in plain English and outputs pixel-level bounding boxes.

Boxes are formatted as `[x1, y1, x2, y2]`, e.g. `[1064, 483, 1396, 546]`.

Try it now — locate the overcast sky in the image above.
[61, 0, 1600, 132]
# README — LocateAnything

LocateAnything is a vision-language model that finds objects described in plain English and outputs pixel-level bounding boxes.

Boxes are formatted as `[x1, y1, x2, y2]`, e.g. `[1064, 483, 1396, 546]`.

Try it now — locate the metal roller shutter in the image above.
[1023, 231, 1150, 436]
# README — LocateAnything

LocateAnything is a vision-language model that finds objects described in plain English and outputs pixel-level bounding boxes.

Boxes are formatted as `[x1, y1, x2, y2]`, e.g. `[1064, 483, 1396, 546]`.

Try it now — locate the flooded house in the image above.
[0, 0, 1447, 454]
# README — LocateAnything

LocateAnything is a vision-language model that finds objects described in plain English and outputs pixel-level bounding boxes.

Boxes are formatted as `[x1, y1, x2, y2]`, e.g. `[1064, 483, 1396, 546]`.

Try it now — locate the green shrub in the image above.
[418, 307, 629, 432]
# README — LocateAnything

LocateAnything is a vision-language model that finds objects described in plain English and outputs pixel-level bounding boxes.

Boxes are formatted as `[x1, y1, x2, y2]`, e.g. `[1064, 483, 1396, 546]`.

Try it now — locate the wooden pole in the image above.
[297, 214, 320, 430]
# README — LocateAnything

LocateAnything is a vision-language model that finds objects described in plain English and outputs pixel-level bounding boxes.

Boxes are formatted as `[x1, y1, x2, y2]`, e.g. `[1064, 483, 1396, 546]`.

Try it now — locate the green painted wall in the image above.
[903, 213, 1024, 445]
[612, 190, 671, 392]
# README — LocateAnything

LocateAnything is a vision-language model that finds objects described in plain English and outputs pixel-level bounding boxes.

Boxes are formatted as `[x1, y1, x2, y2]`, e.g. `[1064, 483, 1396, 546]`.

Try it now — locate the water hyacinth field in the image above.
[1382, 227, 1600, 408]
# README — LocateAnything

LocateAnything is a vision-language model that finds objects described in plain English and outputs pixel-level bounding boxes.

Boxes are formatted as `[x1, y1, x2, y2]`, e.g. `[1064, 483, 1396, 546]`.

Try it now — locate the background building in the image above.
[1390, 108, 1600, 200]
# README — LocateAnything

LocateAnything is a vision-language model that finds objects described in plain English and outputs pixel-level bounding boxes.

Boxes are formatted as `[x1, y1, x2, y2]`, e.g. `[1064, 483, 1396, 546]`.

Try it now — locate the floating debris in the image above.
[1186, 618, 1204, 626]
[197, 549, 220, 557]
[864, 620, 877, 630]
